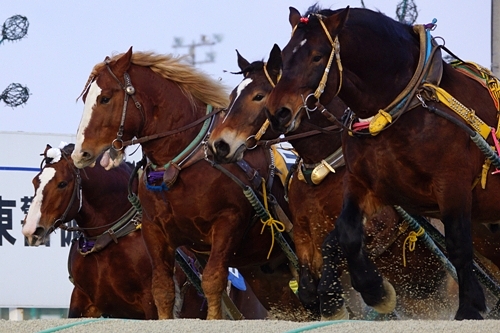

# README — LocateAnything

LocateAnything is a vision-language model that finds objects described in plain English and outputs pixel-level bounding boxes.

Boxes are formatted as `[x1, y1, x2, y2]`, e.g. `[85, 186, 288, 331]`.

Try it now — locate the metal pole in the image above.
[492, 0, 500, 75]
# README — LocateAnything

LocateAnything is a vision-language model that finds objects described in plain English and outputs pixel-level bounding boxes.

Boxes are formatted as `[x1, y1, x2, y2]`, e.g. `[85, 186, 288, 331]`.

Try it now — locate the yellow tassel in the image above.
[260, 178, 286, 259]
[402, 227, 425, 267]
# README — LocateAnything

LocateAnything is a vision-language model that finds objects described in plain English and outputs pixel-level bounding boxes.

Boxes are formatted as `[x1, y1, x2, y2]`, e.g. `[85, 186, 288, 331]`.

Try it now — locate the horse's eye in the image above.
[312, 55, 322, 62]
[58, 181, 68, 189]
[100, 96, 110, 104]
[253, 94, 264, 101]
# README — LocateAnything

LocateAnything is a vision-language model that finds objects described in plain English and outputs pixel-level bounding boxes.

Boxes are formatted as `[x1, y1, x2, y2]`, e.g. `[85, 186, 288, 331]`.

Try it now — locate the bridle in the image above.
[244, 62, 280, 150]
[104, 60, 144, 157]
[46, 154, 83, 235]
[294, 14, 343, 114]
[103, 61, 223, 156]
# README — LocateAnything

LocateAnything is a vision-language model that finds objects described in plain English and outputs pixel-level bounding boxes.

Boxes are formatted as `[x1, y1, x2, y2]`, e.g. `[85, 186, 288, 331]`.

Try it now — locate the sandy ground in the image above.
[1, 318, 500, 333]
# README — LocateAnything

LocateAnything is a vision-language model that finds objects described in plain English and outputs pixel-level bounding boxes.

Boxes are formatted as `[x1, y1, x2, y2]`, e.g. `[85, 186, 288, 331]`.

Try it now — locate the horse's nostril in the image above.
[82, 151, 91, 159]
[34, 226, 46, 238]
[276, 107, 291, 123]
[214, 140, 230, 159]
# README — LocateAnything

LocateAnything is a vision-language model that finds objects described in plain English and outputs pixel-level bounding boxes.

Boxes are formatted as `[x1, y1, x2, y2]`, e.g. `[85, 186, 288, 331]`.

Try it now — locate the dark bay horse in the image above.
[70, 48, 304, 320]
[264, 5, 500, 320]
[22, 143, 158, 319]
[208, 46, 455, 319]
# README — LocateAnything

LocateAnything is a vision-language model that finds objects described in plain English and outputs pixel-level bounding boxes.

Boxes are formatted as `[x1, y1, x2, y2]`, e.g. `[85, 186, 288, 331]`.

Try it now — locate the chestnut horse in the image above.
[265, 5, 500, 319]
[22, 143, 158, 319]
[208, 46, 455, 319]
[70, 49, 304, 320]
[22, 143, 268, 319]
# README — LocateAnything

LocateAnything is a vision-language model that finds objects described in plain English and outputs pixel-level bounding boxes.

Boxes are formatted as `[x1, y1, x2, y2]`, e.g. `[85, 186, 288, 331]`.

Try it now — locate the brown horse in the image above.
[264, 5, 500, 319]
[70, 48, 304, 320]
[22, 143, 158, 319]
[21, 143, 268, 319]
[208, 46, 455, 319]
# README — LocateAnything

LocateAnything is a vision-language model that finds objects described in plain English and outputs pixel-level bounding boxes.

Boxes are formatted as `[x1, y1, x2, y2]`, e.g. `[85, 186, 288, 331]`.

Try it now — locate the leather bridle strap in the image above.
[51, 161, 82, 232]
[297, 14, 343, 112]
[122, 107, 223, 147]
[246, 63, 281, 148]
[105, 63, 143, 153]
[104, 62, 223, 149]
[258, 124, 341, 147]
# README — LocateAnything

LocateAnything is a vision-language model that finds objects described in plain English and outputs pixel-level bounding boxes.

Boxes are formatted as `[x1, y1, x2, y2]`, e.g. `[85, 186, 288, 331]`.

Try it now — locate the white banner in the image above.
[1, 132, 77, 308]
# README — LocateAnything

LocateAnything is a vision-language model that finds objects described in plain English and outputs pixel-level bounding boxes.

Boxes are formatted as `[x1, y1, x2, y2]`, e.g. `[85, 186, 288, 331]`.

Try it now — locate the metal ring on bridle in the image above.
[111, 138, 124, 151]
[303, 93, 318, 112]
[245, 135, 258, 150]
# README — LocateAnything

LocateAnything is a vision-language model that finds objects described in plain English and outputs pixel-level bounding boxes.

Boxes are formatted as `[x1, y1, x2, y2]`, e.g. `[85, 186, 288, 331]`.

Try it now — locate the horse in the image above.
[264, 5, 500, 320]
[22, 143, 269, 319]
[208, 45, 456, 320]
[22, 143, 158, 319]
[70, 48, 305, 320]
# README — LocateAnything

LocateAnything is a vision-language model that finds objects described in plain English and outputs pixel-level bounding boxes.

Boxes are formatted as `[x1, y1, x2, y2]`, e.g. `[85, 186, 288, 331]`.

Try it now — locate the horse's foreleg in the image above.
[201, 253, 229, 319]
[442, 203, 485, 320]
[142, 220, 176, 319]
[317, 230, 348, 320]
[297, 265, 320, 316]
[68, 288, 101, 318]
[335, 195, 396, 314]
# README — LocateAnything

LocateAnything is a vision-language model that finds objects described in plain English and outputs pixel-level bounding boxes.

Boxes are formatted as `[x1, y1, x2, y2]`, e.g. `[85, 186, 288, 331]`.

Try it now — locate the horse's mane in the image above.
[80, 51, 229, 109]
[299, 4, 415, 47]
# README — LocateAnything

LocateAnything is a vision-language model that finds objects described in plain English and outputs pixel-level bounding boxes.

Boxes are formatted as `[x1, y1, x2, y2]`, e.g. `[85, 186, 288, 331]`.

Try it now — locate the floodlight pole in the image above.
[172, 34, 222, 65]
[492, 0, 500, 76]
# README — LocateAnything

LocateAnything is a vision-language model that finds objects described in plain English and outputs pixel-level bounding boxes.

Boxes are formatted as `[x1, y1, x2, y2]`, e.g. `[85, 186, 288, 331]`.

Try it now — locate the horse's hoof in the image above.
[372, 278, 396, 314]
[455, 307, 484, 320]
[320, 304, 349, 321]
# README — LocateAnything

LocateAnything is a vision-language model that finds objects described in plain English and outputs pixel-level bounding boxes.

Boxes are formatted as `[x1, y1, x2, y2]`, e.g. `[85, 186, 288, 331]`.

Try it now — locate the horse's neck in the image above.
[76, 170, 131, 237]
[337, 23, 419, 118]
[138, 79, 206, 167]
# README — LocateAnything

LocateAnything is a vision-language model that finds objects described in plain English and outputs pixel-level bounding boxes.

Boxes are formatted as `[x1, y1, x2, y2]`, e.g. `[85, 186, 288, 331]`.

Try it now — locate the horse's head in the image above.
[266, 6, 349, 133]
[23, 143, 81, 246]
[72, 47, 143, 169]
[208, 44, 282, 163]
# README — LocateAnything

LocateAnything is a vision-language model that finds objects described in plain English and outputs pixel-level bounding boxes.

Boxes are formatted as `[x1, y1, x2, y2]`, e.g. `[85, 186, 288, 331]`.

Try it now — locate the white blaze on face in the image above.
[293, 39, 307, 53]
[22, 167, 56, 237]
[73, 81, 102, 159]
[223, 78, 253, 123]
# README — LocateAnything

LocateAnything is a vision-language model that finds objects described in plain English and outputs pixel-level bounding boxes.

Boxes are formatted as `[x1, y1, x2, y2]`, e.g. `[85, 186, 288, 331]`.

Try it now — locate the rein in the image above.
[257, 124, 341, 147]
[104, 62, 223, 152]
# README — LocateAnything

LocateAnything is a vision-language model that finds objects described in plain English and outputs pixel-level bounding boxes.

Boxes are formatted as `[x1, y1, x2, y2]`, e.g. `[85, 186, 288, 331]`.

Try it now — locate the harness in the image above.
[295, 14, 500, 189]
[104, 62, 299, 274]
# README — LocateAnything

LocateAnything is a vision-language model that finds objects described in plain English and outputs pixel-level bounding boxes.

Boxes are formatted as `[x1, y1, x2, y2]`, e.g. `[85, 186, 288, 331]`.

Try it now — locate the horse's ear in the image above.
[289, 7, 302, 29]
[267, 44, 282, 75]
[42, 144, 52, 157]
[113, 46, 133, 75]
[324, 6, 350, 36]
[236, 49, 250, 71]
